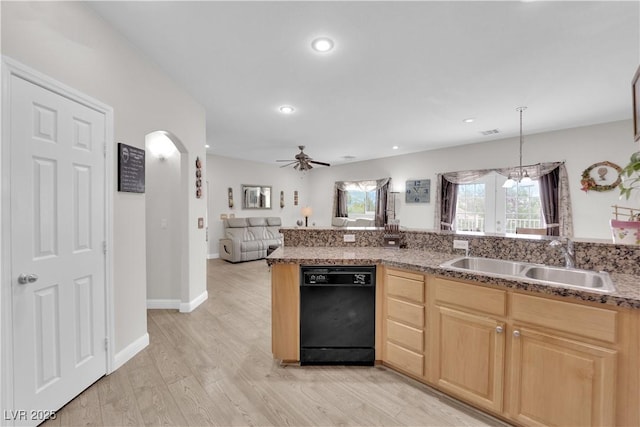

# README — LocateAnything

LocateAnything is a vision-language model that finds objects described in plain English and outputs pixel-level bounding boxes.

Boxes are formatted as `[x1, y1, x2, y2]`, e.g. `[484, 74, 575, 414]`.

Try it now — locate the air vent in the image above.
[480, 129, 500, 136]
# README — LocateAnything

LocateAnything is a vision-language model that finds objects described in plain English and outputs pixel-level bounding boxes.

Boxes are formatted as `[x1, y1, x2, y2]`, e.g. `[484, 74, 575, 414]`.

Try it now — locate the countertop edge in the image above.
[267, 248, 640, 309]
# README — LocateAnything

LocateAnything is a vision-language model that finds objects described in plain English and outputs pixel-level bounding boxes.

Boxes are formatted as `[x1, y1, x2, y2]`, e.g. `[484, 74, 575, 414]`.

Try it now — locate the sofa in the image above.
[332, 217, 375, 227]
[219, 217, 283, 263]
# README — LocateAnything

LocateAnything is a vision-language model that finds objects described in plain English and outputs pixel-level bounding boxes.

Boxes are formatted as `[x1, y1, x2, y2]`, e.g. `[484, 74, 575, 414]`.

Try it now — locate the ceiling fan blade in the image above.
[276, 159, 296, 162]
[309, 160, 331, 167]
[279, 161, 297, 168]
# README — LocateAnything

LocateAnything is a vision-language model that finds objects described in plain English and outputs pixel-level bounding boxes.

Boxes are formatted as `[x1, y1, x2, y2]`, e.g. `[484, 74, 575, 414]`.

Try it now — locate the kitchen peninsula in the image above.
[267, 227, 640, 427]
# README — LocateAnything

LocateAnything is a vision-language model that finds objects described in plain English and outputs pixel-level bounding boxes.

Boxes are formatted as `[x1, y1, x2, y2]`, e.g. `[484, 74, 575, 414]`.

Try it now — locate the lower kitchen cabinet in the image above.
[430, 277, 507, 413]
[383, 268, 426, 378]
[433, 306, 505, 413]
[509, 326, 616, 427]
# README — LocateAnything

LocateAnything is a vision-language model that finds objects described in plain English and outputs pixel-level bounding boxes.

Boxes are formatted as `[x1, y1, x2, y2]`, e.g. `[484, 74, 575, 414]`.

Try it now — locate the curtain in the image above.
[536, 163, 573, 237]
[374, 178, 390, 227]
[333, 181, 349, 218]
[539, 167, 560, 236]
[436, 176, 458, 230]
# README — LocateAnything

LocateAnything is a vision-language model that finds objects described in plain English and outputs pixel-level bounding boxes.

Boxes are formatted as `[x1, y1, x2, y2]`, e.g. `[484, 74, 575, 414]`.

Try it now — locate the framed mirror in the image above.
[242, 184, 272, 209]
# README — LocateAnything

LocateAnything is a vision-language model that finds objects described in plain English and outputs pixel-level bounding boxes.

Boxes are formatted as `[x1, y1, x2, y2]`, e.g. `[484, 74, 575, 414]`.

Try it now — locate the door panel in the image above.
[509, 326, 616, 427]
[10, 74, 107, 424]
[434, 306, 505, 413]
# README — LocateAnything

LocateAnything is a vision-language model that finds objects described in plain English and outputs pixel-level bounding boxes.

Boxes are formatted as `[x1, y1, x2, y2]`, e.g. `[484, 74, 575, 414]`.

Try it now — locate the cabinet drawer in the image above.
[511, 293, 617, 343]
[386, 319, 423, 353]
[386, 341, 424, 377]
[387, 298, 424, 328]
[387, 272, 425, 303]
[434, 278, 506, 317]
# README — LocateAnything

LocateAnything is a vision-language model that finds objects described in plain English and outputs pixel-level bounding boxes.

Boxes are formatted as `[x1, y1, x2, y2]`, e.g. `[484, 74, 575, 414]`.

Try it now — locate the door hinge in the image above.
[104, 337, 109, 351]
[103, 241, 107, 254]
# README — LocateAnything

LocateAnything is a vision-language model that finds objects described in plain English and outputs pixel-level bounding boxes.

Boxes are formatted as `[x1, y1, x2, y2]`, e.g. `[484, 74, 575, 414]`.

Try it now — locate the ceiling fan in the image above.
[277, 145, 331, 171]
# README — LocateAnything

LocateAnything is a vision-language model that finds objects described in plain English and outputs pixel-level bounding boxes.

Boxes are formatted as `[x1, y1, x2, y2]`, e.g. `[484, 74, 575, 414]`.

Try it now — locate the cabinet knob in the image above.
[495, 326, 503, 334]
[513, 330, 521, 338]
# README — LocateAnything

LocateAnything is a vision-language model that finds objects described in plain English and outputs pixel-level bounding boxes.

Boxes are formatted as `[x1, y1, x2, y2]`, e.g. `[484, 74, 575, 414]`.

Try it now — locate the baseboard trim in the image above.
[113, 333, 149, 371]
[147, 299, 181, 310]
[207, 252, 219, 259]
[180, 290, 208, 313]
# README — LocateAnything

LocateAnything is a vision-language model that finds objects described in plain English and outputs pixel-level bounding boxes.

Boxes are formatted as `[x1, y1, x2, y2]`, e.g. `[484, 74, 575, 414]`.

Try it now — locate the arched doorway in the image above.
[144, 131, 189, 310]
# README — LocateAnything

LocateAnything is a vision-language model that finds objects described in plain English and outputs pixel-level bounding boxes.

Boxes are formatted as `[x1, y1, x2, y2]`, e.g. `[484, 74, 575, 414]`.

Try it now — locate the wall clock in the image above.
[406, 179, 430, 203]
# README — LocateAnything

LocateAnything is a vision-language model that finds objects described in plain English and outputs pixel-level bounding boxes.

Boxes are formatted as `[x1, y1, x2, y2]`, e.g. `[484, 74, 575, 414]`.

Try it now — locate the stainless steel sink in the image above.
[444, 256, 528, 276]
[440, 256, 616, 293]
[523, 266, 615, 292]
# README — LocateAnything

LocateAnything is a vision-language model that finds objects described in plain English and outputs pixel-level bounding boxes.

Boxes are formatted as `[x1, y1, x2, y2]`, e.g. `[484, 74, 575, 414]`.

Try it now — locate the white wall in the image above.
[146, 146, 182, 301]
[2, 2, 207, 355]
[206, 155, 311, 257]
[308, 120, 638, 239]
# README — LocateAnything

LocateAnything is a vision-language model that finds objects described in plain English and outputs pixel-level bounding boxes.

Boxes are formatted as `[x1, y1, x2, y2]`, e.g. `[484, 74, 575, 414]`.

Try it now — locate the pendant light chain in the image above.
[518, 106, 525, 180]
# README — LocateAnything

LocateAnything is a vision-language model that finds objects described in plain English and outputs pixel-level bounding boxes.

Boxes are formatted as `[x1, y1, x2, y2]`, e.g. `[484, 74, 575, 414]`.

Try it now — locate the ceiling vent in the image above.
[480, 129, 500, 136]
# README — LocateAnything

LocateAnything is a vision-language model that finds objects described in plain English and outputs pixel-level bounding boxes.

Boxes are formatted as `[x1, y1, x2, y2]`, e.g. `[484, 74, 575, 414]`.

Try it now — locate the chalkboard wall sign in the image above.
[117, 143, 145, 193]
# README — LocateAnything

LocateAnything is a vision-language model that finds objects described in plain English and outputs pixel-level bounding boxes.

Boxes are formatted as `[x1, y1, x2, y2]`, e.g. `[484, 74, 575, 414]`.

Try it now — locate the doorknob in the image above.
[18, 273, 38, 284]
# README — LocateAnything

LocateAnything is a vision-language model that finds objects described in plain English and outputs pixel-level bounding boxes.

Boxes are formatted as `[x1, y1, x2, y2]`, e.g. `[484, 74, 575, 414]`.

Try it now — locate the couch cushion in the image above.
[267, 217, 282, 226]
[332, 217, 349, 227]
[265, 226, 282, 240]
[248, 217, 267, 226]
[225, 227, 252, 242]
[241, 240, 262, 252]
[226, 218, 248, 228]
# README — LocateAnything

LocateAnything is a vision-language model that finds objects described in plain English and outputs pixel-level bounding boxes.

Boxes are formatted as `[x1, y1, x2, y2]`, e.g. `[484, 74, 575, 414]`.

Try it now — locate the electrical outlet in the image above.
[343, 234, 356, 243]
[453, 240, 469, 251]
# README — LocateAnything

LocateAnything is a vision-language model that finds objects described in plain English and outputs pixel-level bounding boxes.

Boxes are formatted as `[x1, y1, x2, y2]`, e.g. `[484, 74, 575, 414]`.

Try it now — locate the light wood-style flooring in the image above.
[44, 259, 505, 426]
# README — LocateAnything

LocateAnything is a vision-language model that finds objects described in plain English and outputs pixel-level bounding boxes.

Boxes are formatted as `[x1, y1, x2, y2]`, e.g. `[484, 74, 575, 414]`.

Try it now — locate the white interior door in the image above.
[9, 74, 107, 424]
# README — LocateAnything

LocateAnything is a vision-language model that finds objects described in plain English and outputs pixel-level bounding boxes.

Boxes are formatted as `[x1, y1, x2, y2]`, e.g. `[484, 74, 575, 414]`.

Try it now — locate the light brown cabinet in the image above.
[509, 326, 616, 427]
[430, 278, 506, 413]
[433, 306, 505, 413]
[383, 268, 426, 377]
[407, 274, 634, 426]
[507, 293, 618, 427]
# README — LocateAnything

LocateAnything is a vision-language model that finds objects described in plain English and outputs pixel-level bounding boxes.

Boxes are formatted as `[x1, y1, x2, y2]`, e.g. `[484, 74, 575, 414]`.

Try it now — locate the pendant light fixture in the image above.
[503, 106, 532, 188]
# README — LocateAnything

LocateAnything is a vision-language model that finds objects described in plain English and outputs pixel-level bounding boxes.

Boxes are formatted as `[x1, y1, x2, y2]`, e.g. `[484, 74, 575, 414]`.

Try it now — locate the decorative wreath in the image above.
[580, 161, 623, 192]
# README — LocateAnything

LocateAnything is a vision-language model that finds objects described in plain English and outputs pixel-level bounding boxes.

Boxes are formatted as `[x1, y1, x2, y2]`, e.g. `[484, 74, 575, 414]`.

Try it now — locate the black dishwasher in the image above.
[299, 265, 376, 365]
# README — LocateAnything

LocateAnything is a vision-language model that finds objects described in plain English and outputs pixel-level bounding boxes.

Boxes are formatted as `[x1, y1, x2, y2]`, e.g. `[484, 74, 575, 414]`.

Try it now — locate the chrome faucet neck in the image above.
[550, 238, 575, 268]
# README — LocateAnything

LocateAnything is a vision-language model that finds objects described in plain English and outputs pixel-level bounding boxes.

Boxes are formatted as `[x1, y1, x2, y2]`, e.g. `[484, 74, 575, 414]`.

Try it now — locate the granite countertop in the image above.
[267, 246, 640, 309]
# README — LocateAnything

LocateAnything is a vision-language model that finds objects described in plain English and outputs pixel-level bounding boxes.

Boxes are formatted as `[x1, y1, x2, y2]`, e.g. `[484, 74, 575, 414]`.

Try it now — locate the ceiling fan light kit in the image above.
[277, 145, 331, 172]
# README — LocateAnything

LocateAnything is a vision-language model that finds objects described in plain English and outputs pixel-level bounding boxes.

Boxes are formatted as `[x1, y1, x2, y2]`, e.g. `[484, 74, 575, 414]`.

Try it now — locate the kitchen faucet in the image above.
[549, 238, 575, 268]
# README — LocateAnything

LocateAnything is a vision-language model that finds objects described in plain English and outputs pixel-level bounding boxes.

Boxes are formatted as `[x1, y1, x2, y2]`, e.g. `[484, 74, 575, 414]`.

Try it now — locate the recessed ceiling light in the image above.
[392, 145, 399, 150]
[311, 37, 334, 53]
[463, 118, 475, 123]
[279, 105, 295, 114]
[205, 144, 210, 148]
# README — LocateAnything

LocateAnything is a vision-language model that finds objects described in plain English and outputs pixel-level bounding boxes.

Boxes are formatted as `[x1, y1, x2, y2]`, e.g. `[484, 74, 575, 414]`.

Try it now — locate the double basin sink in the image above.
[440, 256, 616, 293]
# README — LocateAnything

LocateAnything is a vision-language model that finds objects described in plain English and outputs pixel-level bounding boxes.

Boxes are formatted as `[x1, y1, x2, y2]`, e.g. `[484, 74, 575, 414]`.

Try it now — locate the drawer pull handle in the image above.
[495, 326, 503, 334]
[513, 330, 521, 338]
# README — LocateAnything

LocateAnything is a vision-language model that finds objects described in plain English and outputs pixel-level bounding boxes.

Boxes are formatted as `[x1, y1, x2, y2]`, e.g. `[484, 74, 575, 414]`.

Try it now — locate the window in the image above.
[453, 172, 544, 233]
[346, 182, 377, 218]
[505, 182, 543, 233]
[455, 183, 486, 232]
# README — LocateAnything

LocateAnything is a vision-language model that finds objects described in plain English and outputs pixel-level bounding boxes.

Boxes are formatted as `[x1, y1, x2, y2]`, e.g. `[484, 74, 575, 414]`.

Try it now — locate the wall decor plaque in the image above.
[117, 143, 145, 193]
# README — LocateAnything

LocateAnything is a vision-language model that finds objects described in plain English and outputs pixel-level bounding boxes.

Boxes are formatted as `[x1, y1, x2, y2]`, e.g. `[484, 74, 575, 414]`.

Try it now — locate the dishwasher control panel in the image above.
[301, 266, 376, 286]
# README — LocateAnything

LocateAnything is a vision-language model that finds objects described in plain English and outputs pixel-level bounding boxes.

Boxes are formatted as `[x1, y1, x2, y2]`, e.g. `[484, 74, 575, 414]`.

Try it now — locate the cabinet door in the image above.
[509, 326, 616, 427]
[434, 306, 505, 413]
